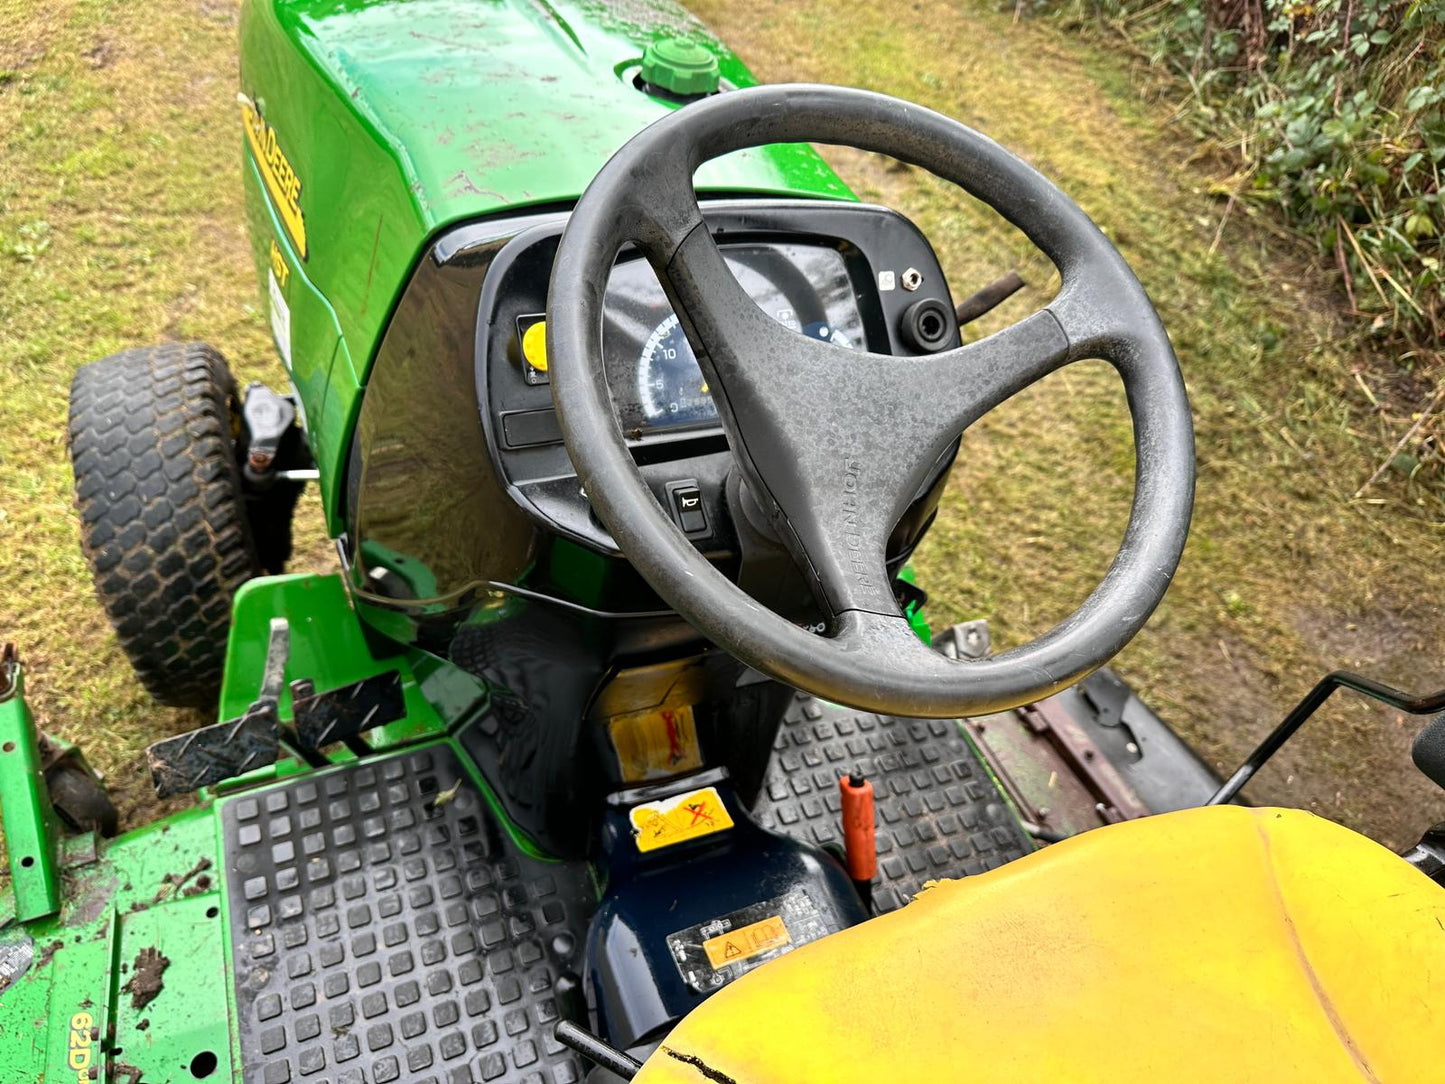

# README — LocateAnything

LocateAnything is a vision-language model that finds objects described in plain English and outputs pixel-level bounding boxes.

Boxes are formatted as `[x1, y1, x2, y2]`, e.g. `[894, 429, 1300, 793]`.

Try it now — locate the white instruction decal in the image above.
[268, 268, 292, 370]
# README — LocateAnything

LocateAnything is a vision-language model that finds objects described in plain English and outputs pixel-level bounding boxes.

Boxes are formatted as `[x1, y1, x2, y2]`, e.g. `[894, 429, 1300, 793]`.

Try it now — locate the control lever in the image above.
[955, 269, 1026, 326]
[554, 1020, 641, 1080]
[1208, 671, 1445, 805]
[840, 770, 877, 910]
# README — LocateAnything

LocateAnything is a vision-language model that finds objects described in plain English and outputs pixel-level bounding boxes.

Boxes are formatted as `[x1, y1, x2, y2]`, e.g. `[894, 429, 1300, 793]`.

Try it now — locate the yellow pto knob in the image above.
[522, 320, 548, 372]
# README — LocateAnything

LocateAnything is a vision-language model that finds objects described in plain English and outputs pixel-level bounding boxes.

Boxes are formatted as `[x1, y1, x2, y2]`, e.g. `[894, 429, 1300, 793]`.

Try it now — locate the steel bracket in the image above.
[0, 645, 62, 922]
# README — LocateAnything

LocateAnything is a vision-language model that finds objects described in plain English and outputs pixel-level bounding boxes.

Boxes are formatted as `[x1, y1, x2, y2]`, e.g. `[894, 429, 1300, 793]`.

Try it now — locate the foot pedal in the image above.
[148, 704, 280, 798]
[292, 670, 405, 750]
[146, 618, 408, 797]
[148, 619, 290, 797]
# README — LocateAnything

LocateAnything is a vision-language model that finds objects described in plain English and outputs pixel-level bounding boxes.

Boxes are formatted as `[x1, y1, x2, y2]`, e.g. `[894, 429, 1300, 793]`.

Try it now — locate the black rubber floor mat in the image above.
[221, 745, 595, 1084]
[753, 696, 1034, 913]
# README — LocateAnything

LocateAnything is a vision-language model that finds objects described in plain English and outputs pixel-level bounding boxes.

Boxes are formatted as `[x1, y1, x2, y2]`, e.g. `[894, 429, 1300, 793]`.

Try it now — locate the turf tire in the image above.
[69, 343, 261, 708]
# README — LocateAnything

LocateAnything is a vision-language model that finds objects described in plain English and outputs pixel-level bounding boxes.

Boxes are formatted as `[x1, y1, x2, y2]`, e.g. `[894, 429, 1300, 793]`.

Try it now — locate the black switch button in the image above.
[667, 480, 708, 535]
[501, 408, 563, 448]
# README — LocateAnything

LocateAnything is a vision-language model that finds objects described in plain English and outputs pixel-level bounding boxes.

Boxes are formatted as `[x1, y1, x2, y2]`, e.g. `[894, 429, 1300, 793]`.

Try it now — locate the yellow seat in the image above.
[637, 806, 1445, 1083]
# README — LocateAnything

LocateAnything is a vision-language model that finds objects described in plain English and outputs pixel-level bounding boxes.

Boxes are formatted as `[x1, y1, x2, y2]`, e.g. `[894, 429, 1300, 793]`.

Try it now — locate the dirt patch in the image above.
[121, 947, 170, 1010]
[1294, 595, 1433, 669]
[82, 40, 114, 70]
[149, 856, 213, 906]
[34, 939, 63, 970]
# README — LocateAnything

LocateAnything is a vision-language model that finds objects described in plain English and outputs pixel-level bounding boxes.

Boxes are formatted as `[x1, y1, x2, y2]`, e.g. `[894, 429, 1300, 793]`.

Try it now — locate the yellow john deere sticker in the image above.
[629, 785, 733, 853]
[702, 915, 792, 969]
[241, 95, 307, 259]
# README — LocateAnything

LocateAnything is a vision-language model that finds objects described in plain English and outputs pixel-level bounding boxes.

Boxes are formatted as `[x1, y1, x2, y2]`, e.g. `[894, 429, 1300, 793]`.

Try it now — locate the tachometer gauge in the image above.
[636, 315, 862, 429]
[637, 314, 719, 427]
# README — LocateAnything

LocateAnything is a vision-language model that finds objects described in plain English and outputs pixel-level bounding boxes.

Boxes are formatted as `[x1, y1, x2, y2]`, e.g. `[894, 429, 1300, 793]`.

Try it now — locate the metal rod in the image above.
[275, 468, 320, 481]
[955, 269, 1026, 325]
[555, 1021, 642, 1079]
[1207, 671, 1445, 805]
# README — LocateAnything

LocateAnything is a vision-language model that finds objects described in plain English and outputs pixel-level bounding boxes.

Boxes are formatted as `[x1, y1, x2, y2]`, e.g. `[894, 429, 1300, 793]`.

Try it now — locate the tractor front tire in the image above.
[69, 343, 261, 708]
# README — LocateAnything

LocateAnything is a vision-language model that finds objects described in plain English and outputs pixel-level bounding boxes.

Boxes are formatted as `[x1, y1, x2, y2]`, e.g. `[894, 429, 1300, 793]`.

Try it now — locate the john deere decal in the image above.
[240, 95, 307, 259]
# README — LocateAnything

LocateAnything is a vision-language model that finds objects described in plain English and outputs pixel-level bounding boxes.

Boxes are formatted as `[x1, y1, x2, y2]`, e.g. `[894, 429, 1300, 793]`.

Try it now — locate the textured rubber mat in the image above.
[753, 696, 1034, 913]
[221, 745, 595, 1084]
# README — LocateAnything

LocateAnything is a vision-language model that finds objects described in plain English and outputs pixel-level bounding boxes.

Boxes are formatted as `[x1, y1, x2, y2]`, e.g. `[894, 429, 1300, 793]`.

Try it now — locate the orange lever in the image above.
[839, 771, 877, 883]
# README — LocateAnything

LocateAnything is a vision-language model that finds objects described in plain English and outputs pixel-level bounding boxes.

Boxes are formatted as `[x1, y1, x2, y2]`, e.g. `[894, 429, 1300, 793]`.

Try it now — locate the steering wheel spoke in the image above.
[931, 309, 1072, 430]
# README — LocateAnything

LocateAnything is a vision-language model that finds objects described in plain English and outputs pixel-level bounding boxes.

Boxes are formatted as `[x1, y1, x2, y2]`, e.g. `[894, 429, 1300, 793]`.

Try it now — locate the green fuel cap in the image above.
[640, 38, 720, 98]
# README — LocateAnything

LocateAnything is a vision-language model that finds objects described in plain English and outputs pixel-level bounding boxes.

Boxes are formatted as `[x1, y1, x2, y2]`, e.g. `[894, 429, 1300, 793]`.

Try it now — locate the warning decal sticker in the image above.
[666, 888, 840, 994]
[702, 915, 791, 969]
[628, 785, 733, 853]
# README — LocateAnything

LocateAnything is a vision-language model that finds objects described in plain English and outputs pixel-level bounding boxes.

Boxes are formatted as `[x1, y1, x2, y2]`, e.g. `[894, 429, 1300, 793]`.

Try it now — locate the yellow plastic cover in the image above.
[637, 806, 1445, 1083]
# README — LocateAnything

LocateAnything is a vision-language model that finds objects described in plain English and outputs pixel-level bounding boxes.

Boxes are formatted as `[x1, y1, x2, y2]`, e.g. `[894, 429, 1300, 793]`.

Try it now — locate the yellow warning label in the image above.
[610, 703, 703, 784]
[241, 96, 308, 259]
[629, 785, 733, 853]
[702, 915, 791, 969]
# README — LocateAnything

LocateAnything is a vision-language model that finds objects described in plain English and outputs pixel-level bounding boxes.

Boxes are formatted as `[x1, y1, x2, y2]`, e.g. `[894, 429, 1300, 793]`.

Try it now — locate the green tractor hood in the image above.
[239, 0, 851, 527]
[282, 0, 845, 221]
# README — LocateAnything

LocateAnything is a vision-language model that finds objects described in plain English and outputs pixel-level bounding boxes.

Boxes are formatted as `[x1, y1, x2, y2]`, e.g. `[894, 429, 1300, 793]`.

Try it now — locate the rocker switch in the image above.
[667, 480, 708, 535]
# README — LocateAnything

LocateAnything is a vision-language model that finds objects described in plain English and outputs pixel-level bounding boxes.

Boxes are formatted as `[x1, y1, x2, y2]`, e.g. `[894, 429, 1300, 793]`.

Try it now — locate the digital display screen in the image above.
[601, 243, 865, 434]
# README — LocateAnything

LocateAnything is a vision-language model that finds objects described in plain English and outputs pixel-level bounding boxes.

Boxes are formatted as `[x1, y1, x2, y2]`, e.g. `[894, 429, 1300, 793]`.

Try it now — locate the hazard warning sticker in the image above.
[628, 785, 733, 853]
[666, 888, 839, 994]
[702, 915, 791, 969]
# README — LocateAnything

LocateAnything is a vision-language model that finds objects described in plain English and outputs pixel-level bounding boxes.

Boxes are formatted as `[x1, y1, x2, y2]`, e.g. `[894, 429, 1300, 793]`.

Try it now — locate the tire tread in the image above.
[69, 343, 259, 708]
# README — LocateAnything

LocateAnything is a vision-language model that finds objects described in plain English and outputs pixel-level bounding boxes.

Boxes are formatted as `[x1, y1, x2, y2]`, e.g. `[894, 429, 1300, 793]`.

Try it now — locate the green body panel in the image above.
[0, 663, 60, 922]
[0, 805, 231, 1084]
[238, 0, 854, 531]
[214, 573, 553, 857]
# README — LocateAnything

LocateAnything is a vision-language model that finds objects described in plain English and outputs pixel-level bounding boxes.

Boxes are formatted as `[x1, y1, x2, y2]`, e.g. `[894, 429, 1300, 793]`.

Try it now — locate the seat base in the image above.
[638, 805, 1445, 1084]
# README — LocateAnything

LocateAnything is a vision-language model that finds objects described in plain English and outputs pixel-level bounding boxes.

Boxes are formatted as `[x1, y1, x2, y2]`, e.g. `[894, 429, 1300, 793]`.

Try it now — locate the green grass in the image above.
[1, 0, 1443, 849]
[0, 0, 327, 827]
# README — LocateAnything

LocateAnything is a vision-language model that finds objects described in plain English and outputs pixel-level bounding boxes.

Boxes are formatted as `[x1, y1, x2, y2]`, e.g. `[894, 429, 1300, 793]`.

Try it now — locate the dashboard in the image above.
[474, 200, 961, 559]
[347, 199, 961, 626]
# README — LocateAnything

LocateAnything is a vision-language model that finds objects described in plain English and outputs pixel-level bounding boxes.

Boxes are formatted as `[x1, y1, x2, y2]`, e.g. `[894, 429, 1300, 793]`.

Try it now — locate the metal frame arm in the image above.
[1207, 671, 1445, 806]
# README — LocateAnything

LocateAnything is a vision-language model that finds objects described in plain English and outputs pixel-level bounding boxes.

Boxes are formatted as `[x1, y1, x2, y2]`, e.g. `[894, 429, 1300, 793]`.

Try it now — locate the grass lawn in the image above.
[3, 0, 1444, 849]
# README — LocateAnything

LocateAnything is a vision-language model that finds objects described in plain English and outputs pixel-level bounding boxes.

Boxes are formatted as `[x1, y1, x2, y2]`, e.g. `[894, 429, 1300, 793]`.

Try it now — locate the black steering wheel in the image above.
[547, 85, 1193, 719]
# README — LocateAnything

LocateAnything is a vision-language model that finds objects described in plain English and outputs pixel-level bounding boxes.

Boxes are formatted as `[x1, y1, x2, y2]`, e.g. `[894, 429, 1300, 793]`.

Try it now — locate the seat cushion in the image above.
[636, 806, 1445, 1083]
